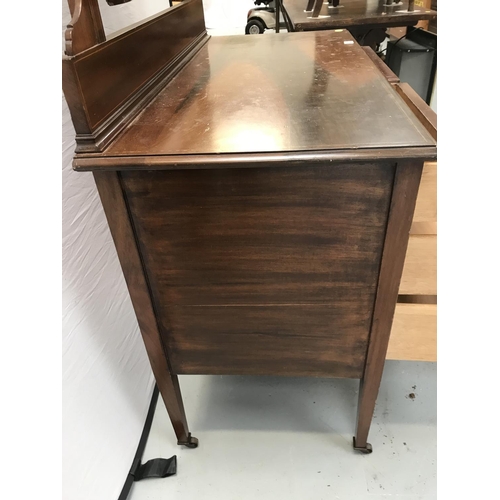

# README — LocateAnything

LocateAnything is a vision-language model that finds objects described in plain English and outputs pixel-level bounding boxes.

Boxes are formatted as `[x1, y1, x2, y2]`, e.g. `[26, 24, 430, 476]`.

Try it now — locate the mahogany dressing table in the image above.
[63, 0, 437, 454]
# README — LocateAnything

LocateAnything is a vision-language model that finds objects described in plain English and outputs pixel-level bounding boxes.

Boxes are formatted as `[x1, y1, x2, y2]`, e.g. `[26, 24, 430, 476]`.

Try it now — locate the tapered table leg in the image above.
[93, 171, 198, 449]
[353, 162, 423, 453]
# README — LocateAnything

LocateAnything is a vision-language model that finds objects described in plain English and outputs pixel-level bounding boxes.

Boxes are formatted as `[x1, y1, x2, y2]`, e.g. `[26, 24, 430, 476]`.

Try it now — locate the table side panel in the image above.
[167, 304, 370, 377]
[121, 163, 395, 377]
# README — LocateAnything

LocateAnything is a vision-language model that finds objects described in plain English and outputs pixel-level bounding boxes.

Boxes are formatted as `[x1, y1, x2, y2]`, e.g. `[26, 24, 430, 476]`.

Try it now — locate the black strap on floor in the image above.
[134, 456, 177, 481]
[118, 384, 176, 500]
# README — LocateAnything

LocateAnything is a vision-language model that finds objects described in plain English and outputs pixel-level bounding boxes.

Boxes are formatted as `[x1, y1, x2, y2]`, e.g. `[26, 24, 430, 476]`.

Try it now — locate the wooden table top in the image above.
[101, 30, 434, 160]
[282, 0, 437, 31]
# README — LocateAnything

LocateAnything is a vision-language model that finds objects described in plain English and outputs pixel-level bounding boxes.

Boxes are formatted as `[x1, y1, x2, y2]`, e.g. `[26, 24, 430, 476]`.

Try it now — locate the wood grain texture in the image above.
[355, 161, 423, 449]
[62, 0, 207, 151]
[122, 164, 394, 305]
[168, 305, 369, 377]
[72, 0, 205, 130]
[65, 16, 439, 449]
[92, 171, 192, 444]
[104, 30, 435, 158]
[65, 0, 105, 57]
[121, 163, 395, 377]
[282, 0, 437, 31]
[387, 303, 436, 361]
[400, 235, 436, 295]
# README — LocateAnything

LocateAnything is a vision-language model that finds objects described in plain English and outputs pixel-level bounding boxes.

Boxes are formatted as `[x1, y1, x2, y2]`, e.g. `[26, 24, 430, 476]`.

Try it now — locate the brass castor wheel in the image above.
[178, 433, 199, 449]
[353, 437, 373, 454]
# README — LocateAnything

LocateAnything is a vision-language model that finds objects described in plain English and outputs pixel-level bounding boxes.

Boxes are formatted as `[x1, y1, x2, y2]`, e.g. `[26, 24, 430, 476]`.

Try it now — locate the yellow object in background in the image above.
[415, 0, 432, 29]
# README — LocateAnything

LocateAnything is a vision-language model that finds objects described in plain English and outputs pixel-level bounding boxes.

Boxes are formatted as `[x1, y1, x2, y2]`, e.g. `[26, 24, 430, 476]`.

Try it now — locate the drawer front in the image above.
[387, 303, 437, 362]
[399, 235, 436, 295]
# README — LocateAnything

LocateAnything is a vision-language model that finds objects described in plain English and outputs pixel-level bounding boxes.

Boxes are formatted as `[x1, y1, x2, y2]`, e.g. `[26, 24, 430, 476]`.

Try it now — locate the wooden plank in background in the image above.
[413, 161, 437, 225]
[400, 235, 436, 295]
[387, 303, 436, 361]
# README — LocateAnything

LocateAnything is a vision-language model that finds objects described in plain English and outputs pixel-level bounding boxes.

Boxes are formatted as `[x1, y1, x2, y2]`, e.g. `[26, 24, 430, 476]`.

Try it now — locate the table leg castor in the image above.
[353, 437, 373, 454]
[178, 433, 199, 448]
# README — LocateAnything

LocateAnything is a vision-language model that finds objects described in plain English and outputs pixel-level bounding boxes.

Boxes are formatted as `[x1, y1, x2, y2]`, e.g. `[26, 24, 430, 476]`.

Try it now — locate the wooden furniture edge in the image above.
[355, 160, 423, 449]
[62, 0, 208, 153]
[65, 0, 105, 56]
[72, 147, 437, 171]
[93, 171, 195, 446]
[395, 82, 437, 140]
[361, 46, 400, 84]
[66, 32, 210, 153]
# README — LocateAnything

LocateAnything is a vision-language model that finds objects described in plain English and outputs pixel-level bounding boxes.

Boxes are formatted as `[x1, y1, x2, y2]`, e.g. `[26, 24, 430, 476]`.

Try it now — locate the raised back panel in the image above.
[62, 0, 207, 151]
[121, 163, 395, 377]
[65, 0, 105, 56]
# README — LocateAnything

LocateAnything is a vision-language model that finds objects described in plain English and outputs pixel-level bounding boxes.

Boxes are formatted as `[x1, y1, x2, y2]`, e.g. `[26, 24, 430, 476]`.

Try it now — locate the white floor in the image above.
[128, 361, 436, 500]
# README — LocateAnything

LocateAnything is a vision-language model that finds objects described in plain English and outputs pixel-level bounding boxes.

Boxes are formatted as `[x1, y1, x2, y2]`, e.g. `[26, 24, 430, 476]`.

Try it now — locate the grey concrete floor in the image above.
[129, 361, 436, 500]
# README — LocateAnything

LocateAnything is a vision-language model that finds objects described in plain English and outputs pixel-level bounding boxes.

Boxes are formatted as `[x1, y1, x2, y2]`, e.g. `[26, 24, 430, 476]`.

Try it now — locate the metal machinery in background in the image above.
[385, 26, 437, 104]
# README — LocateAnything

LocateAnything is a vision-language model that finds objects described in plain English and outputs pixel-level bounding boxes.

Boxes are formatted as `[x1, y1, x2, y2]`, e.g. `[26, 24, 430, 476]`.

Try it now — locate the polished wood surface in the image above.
[283, 0, 437, 30]
[64, 8, 438, 452]
[65, 0, 105, 56]
[62, 0, 207, 151]
[70, 4, 205, 131]
[105, 30, 434, 158]
[395, 82, 437, 141]
[121, 163, 394, 377]
[73, 146, 436, 171]
[387, 303, 436, 361]
[361, 46, 400, 84]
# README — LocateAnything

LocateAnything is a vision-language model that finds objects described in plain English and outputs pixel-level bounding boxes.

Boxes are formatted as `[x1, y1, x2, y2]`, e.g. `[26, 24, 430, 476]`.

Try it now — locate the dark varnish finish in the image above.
[64, 3, 437, 455]
[355, 161, 423, 450]
[103, 31, 433, 158]
[121, 165, 394, 306]
[395, 82, 437, 140]
[92, 171, 195, 447]
[65, 0, 105, 57]
[121, 164, 395, 378]
[62, 0, 208, 152]
[167, 305, 370, 377]
[361, 46, 400, 84]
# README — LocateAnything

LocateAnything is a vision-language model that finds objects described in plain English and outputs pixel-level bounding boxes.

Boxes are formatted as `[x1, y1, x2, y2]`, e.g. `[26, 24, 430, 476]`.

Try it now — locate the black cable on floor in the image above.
[117, 384, 160, 500]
